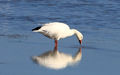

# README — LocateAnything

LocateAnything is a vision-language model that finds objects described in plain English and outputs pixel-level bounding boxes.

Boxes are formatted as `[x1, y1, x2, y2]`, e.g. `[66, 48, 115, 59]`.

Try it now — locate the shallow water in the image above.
[0, 0, 120, 75]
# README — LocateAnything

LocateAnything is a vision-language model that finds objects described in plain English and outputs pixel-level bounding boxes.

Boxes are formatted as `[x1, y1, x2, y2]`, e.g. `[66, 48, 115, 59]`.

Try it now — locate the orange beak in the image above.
[79, 40, 82, 45]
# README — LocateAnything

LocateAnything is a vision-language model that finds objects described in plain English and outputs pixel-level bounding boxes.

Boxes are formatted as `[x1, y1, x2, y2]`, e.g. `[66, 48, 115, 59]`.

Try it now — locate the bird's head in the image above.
[72, 29, 83, 45]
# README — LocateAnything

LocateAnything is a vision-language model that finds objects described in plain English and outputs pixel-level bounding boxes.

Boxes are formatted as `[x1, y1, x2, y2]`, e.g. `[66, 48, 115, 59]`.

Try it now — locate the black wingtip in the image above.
[32, 26, 41, 31]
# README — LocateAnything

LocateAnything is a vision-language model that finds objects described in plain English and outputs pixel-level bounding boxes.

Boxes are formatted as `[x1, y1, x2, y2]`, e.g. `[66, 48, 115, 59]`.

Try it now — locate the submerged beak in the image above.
[79, 40, 82, 45]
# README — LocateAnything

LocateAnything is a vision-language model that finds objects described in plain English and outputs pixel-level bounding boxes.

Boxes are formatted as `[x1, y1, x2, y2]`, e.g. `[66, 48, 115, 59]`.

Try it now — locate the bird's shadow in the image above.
[31, 47, 82, 70]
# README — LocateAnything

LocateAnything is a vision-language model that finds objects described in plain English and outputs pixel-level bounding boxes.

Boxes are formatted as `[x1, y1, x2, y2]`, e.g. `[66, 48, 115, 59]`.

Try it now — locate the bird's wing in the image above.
[39, 22, 71, 39]
[42, 22, 70, 29]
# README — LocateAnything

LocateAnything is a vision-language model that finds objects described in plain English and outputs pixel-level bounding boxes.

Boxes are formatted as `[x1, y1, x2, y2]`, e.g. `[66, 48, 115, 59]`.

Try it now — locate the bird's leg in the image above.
[54, 40, 58, 50]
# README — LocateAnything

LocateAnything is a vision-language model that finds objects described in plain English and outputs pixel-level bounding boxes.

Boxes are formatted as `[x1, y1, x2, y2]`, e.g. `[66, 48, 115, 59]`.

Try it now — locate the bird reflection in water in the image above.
[32, 47, 82, 70]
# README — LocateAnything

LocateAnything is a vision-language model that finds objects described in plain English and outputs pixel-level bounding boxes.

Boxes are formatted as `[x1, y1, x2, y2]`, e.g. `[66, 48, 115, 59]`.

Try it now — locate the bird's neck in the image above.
[71, 29, 80, 36]
[71, 29, 83, 40]
[66, 29, 76, 37]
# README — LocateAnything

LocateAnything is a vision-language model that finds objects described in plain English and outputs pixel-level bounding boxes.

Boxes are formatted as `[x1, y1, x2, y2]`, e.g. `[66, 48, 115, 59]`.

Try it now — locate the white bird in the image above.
[32, 22, 83, 49]
[32, 48, 82, 70]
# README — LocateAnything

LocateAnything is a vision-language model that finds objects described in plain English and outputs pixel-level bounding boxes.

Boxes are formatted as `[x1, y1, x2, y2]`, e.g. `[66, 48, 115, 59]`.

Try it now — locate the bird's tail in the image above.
[32, 26, 42, 32]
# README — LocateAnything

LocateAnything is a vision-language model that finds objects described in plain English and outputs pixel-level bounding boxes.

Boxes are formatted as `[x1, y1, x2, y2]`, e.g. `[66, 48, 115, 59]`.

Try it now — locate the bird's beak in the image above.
[79, 40, 82, 45]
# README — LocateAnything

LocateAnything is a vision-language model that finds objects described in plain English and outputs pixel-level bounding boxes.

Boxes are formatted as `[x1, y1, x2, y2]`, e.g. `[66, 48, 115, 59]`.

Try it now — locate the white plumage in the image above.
[32, 22, 83, 49]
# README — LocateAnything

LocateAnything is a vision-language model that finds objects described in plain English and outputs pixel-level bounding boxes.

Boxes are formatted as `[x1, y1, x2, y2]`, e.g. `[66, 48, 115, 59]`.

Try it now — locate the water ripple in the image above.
[0, 34, 28, 39]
